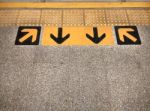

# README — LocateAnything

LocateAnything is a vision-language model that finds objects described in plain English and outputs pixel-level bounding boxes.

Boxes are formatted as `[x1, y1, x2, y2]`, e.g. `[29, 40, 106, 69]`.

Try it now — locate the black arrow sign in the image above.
[86, 27, 106, 44]
[50, 27, 70, 44]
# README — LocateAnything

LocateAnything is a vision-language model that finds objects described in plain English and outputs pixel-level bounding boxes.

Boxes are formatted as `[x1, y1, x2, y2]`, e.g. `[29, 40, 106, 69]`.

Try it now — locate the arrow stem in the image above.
[125, 33, 137, 42]
[58, 27, 62, 38]
[19, 33, 30, 43]
[50, 28, 70, 44]
[93, 27, 98, 37]
[118, 28, 138, 43]
[86, 27, 106, 44]
[19, 29, 38, 43]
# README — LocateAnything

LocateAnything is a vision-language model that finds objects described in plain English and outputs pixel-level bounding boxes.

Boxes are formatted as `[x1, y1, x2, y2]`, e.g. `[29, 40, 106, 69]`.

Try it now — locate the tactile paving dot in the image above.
[127, 9, 150, 25]
[41, 9, 62, 26]
[85, 9, 106, 26]
[0, 8, 149, 26]
[63, 9, 84, 26]
[106, 9, 129, 26]
[17, 9, 41, 26]
[0, 10, 19, 26]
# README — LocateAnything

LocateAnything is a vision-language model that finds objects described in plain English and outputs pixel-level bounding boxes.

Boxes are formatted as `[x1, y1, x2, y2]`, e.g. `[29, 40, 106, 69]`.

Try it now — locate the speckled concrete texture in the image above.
[0, 27, 36, 64]
[0, 63, 34, 111]
[103, 26, 150, 111]
[0, 26, 150, 111]
[33, 47, 111, 111]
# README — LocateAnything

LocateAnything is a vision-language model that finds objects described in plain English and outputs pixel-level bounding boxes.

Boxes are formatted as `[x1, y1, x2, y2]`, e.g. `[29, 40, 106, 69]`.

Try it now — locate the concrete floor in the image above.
[0, 1, 150, 111]
[0, 26, 150, 111]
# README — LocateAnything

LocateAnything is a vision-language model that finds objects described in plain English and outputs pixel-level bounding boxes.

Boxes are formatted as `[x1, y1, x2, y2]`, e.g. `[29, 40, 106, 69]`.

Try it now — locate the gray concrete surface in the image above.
[104, 27, 150, 111]
[0, 26, 150, 111]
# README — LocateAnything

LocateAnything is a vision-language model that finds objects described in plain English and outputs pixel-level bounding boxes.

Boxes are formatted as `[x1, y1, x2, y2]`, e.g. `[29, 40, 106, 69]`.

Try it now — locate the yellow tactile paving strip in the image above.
[41, 10, 62, 26]
[17, 10, 41, 26]
[63, 9, 84, 26]
[85, 10, 107, 26]
[0, 9, 149, 26]
[0, 10, 19, 26]
[106, 9, 129, 26]
[127, 9, 150, 25]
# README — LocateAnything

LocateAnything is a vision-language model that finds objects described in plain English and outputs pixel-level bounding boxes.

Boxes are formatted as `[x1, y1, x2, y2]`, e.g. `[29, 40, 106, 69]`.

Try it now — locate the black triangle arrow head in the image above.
[50, 28, 70, 44]
[86, 27, 106, 44]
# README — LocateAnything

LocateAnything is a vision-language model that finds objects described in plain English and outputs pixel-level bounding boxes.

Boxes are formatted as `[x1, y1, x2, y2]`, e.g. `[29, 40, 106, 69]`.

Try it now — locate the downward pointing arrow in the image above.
[50, 28, 70, 44]
[19, 29, 38, 43]
[86, 27, 106, 44]
[118, 28, 137, 42]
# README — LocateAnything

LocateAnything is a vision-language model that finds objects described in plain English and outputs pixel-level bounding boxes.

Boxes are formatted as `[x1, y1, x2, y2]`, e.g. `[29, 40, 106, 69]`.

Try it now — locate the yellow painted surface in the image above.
[0, 2, 149, 9]
[42, 27, 114, 46]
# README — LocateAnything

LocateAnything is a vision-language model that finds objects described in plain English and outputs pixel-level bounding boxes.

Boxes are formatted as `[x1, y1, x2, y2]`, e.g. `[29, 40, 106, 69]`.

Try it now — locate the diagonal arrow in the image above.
[19, 29, 38, 43]
[50, 27, 70, 44]
[86, 27, 106, 44]
[118, 28, 137, 42]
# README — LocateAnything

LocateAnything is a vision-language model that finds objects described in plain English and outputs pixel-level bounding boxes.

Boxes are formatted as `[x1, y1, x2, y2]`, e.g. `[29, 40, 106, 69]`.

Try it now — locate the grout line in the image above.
[61, 9, 63, 27]
[83, 9, 86, 26]
[125, 9, 130, 26]
[16, 9, 21, 26]
[104, 9, 108, 26]
[39, 9, 42, 26]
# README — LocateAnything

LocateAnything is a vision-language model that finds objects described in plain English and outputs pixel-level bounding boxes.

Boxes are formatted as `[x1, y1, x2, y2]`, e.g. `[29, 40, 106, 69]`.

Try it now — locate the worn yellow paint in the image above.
[0, 2, 149, 9]
[42, 27, 114, 46]
[19, 29, 38, 43]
